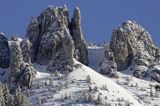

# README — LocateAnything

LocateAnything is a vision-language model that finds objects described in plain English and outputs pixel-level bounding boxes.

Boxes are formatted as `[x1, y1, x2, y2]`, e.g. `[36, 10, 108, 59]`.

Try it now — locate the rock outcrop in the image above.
[100, 46, 117, 77]
[26, 6, 88, 67]
[110, 20, 157, 71]
[20, 38, 32, 64]
[26, 17, 39, 62]
[70, 7, 89, 65]
[10, 37, 23, 77]
[10, 37, 36, 88]
[0, 33, 10, 68]
[101, 20, 160, 82]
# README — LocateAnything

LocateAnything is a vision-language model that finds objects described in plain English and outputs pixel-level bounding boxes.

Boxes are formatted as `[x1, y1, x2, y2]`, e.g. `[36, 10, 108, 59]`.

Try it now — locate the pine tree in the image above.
[0, 84, 5, 106]
[2, 84, 13, 106]
[96, 94, 103, 105]
[13, 87, 30, 106]
[86, 75, 91, 83]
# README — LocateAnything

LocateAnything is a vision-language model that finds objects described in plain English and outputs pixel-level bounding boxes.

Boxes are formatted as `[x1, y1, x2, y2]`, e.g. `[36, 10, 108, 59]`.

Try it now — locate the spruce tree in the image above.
[2, 84, 12, 106]
[13, 87, 30, 106]
[96, 94, 103, 105]
[0, 84, 5, 106]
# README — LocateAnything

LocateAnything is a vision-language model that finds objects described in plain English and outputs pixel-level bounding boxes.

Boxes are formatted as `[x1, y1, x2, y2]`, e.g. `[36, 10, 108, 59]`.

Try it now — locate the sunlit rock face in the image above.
[70, 7, 89, 65]
[110, 20, 157, 71]
[0, 33, 10, 68]
[101, 20, 160, 82]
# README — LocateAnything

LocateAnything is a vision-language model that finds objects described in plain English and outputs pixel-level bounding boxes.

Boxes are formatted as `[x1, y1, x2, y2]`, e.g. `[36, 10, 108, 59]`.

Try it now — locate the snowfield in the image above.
[71, 60, 143, 106]
[27, 59, 142, 106]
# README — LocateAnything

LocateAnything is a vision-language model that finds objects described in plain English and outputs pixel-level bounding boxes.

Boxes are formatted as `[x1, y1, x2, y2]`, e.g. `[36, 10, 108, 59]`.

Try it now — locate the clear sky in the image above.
[0, 0, 160, 46]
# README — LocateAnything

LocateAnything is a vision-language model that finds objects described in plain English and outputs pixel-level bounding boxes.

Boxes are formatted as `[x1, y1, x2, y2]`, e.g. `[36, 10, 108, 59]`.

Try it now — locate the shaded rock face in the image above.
[20, 38, 32, 64]
[110, 20, 157, 71]
[26, 6, 88, 67]
[10, 38, 36, 88]
[0, 33, 10, 68]
[26, 17, 39, 62]
[100, 46, 117, 77]
[70, 7, 89, 65]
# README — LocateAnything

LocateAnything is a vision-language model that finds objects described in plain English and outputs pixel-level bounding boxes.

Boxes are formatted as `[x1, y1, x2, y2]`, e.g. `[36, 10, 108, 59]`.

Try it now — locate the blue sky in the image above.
[0, 0, 160, 46]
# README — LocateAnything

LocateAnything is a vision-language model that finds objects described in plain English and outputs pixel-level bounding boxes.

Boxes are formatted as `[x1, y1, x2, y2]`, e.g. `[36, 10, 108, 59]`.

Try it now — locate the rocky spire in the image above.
[25, 6, 88, 67]
[70, 7, 88, 65]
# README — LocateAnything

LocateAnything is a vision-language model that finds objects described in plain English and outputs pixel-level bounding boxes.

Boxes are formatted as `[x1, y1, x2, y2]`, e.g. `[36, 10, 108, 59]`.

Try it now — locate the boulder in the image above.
[0, 33, 10, 68]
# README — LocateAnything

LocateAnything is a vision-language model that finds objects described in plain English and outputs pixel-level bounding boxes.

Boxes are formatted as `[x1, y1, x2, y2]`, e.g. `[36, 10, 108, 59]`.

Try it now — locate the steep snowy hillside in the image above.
[88, 47, 160, 106]
[25, 59, 145, 106]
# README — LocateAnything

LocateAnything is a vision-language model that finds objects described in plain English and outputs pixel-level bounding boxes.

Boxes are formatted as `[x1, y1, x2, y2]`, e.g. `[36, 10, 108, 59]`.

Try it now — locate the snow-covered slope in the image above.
[87, 46, 160, 106]
[26, 59, 144, 106]
[71, 60, 143, 106]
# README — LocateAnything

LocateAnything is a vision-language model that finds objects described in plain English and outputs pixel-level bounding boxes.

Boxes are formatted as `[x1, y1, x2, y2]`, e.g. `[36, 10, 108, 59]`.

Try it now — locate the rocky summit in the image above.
[26, 5, 88, 67]
[100, 20, 160, 82]
[0, 5, 89, 88]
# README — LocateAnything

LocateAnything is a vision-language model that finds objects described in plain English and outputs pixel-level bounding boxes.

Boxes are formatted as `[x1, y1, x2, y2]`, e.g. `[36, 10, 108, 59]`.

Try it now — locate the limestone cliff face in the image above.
[70, 7, 89, 65]
[0, 33, 10, 68]
[110, 20, 157, 71]
[26, 6, 88, 67]
[100, 20, 160, 82]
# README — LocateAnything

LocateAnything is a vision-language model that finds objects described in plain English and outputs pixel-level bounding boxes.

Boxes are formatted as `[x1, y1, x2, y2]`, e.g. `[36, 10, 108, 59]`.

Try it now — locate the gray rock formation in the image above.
[20, 38, 32, 64]
[70, 7, 88, 65]
[26, 17, 39, 62]
[47, 24, 75, 73]
[0, 33, 10, 68]
[18, 63, 37, 88]
[110, 20, 157, 71]
[10, 37, 36, 88]
[26, 6, 88, 67]
[100, 46, 117, 77]
[100, 20, 160, 82]
[10, 37, 23, 77]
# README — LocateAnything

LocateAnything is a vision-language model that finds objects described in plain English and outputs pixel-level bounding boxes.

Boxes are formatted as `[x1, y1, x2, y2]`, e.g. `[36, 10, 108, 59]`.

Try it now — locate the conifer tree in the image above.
[13, 87, 30, 106]
[2, 84, 12, 106]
